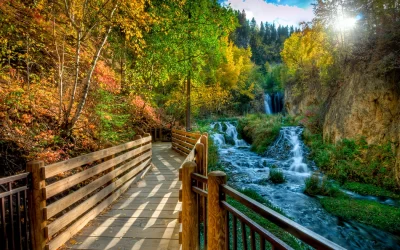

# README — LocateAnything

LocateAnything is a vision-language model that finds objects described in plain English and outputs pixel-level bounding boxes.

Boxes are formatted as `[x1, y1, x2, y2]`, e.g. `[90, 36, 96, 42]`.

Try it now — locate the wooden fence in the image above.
[26, 134, 152, 250]
[175, 130, 346, 250]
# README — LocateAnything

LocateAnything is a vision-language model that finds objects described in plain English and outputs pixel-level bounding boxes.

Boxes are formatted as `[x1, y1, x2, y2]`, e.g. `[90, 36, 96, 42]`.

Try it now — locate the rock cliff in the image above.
[285, 71, 400, 184]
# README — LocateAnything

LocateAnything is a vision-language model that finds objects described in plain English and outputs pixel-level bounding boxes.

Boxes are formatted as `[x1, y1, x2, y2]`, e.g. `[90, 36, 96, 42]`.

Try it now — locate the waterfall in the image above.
[264, 92, 284, 114]
[265, 127, 309, 173]
[264, 93, 272, 114]
[211, 122, 248, 148]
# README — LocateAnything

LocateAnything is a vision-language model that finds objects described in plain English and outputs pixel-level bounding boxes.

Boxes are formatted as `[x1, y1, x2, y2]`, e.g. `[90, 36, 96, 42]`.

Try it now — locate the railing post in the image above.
[182, 161, 199, 250]
[26, 160, 47, 250]
[195, 143, 204, 175]
[208, 171, 227, 250]
[200, 133, 208, 175]
[195, 143, 206, 223]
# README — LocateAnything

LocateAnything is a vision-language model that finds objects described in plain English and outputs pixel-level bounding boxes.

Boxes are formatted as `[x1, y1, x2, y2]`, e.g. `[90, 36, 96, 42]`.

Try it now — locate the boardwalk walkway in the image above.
[65, 143, 184, 250]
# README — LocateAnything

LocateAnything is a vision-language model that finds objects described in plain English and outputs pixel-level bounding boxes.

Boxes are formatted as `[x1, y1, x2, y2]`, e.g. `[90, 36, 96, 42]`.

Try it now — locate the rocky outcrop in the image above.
[285, 71, 400, 184]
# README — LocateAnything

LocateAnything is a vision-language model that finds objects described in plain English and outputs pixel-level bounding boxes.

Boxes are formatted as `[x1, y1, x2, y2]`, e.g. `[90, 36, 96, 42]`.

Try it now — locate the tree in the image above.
[281, 23, 333, 81]
[58, 0, 151, 137]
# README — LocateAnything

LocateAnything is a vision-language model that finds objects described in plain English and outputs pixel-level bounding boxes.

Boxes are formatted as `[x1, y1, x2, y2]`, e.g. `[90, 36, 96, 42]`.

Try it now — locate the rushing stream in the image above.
[210, 122, 400, 250]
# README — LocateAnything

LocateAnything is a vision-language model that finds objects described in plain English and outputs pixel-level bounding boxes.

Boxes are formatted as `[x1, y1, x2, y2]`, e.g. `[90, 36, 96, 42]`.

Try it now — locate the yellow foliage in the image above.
[281, 23, 333, 78]
[217, 40, 253, 90]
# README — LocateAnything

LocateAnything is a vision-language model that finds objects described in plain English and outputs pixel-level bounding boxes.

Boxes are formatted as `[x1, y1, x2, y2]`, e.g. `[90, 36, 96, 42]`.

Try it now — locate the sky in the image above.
[220, 0, 316, 27]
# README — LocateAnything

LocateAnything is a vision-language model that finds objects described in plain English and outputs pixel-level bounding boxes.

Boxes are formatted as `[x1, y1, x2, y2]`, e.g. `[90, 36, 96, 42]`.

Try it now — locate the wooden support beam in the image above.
[182, 161, 199, 250]
[201, 134, 208, 175]
[27, 160, 47, 250]
[207, 171, 227, 250]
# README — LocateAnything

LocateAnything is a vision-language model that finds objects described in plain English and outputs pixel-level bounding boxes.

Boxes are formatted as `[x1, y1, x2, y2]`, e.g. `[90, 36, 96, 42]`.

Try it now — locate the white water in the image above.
[264, 93, 272, 115]
[209, 122, 400, 249]
[211, 122, 248, 148]
[272, 127, 309, 173]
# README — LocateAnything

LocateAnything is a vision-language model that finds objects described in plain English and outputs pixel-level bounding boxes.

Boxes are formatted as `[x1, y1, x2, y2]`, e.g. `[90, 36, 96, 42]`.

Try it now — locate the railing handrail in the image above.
[221, 184, 345, 250]
[27, 134, 153, 250]
[175, 128, 346, 250]
[0, 172, 30, 185]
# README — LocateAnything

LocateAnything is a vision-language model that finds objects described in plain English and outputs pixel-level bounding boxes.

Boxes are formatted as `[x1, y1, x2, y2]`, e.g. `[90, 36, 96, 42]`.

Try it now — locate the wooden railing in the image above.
[171, 129, 202, 156]
[27, 134, 152, 250]
[0, 173, 30, 250]
[175, 130, 346, 250]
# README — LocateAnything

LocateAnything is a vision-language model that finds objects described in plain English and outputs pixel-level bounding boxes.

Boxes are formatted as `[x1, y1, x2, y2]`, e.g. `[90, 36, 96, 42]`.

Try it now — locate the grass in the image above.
[320, 197, 400, 234]
[303, 132, 399, 192]
[227, 189, 306, 249]
[341, 182, 400, 199]
[304, 172, 344, 197]
[269, 168, 286, 184]
[237, 113, 295, 154]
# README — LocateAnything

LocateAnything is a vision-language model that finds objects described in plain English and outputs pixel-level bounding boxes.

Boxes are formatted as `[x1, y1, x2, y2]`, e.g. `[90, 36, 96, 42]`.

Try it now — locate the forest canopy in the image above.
[0, 0, 292, 169]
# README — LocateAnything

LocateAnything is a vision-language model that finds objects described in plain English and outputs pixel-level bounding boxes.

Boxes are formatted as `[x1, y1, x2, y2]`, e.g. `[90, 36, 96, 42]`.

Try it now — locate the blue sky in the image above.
[220, 0, 316, 27]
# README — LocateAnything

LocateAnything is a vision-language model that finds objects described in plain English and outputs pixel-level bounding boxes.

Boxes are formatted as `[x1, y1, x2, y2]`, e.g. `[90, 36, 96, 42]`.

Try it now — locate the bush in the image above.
[208, 137, 220, 172]
[304, 172, 343, 197]
[269, 168, 286, 184]
[237, 114, 295, 154]
[303, 133, 399, 192]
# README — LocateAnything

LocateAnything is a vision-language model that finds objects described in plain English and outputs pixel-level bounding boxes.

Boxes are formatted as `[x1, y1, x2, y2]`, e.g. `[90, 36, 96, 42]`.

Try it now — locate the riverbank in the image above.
[205, 119, 400, 248]
[235, 114, 400, 237]
[206, 137, 305, 249]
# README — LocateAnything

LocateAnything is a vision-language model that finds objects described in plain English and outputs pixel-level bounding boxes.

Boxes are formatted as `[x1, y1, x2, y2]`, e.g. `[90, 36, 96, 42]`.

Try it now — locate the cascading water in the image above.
[264, 93, 273, 115]
[211, 122, 248, 148]
[210, 122, 400, 249]
[264, 92, 284, 114]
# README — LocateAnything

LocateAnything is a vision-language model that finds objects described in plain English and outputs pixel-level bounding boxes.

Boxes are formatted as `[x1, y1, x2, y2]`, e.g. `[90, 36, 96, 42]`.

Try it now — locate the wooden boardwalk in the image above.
[65, 143, 184, 250]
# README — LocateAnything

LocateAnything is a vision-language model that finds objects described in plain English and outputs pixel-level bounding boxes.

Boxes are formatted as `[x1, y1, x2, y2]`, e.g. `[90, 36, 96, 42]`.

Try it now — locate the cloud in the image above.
[223, 0, 315, 27]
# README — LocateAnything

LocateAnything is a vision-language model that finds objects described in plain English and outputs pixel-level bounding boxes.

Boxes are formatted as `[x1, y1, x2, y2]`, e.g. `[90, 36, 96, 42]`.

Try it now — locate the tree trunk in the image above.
[70, 19, 115, 128]
[186, 70, 191, 131]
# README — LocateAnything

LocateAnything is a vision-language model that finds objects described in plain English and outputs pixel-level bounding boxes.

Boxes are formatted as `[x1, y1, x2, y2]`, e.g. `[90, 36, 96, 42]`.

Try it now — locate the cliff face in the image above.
[285, 71, 400, 183]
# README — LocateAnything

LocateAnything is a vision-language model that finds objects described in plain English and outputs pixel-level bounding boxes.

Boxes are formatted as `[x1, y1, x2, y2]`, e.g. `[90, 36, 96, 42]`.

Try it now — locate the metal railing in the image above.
[0, 173, 30, 250]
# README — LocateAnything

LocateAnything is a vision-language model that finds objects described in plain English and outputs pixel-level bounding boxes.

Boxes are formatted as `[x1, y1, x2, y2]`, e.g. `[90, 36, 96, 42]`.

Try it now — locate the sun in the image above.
[333, 6, 357, 32]
[335, 17, 357, 31]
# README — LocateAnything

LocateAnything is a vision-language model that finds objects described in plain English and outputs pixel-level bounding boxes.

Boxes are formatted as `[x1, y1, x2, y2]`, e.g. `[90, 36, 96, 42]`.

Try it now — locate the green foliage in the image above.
[320, 197, 400, 234]
[94, 90, 134, 143]
[304, 172, 344, 197]
[207, 137, 225, 173]
[263, 63, 288, 92]
[342, 182, 400, 199]
[238, 113, 295, 154]
[304, 133, 399, 192]
[269, 168, 286, 184]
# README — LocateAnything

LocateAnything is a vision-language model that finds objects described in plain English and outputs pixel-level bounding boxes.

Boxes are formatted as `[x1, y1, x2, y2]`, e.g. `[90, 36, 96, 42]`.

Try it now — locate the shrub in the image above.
[237, 114, 295, 154]
[304, 172, 343, 197]
[303, 133, 399, 192]
[208, 137, 220, 172]
[269, 168, 286, 184]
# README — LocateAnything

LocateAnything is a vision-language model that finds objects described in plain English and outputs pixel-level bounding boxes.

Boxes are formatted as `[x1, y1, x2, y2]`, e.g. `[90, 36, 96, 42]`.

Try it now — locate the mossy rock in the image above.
[224, 134, 235, 145]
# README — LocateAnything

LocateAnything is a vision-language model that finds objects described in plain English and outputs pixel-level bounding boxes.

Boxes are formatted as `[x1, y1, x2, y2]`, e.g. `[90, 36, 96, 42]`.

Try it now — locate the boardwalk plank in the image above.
[64, 143, 185, 250]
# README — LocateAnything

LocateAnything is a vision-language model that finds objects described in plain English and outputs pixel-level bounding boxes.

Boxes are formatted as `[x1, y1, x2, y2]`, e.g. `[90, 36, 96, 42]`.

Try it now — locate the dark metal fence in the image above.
[0, 173, 30, 250]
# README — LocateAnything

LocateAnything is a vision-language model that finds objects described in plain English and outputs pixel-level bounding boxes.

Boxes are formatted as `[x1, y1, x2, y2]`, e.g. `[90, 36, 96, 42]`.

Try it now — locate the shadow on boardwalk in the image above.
[65, 143, 184, 250]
